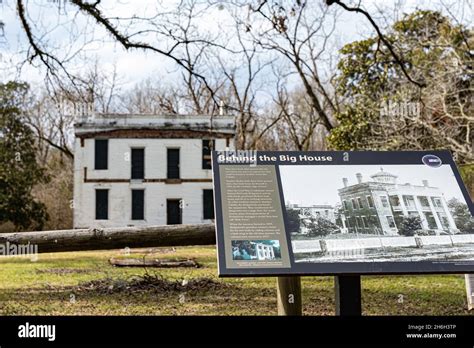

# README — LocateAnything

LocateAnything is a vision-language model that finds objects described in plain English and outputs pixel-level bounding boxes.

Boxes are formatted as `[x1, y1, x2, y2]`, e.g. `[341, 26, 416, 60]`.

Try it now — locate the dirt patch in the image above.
[36, 268, 93, 275]
[75, 274, 232, 294]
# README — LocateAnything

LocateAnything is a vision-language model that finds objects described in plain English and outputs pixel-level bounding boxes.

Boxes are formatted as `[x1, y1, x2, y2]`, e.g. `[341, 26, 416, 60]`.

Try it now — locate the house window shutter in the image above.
[167, 199, 182, 225]
[95, 189, 108, 220]
[95, 139, 108, 170]
[131, 189, 145, 220]
[131, 148, 145, 179]
[167, 148, 180, 179]
[203, 189, 214, 219]
[202, 139, 214, 169]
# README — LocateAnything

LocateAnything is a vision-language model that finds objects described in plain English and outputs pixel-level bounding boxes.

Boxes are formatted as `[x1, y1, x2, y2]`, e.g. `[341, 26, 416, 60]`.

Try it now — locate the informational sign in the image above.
[212, 151, 474, 276]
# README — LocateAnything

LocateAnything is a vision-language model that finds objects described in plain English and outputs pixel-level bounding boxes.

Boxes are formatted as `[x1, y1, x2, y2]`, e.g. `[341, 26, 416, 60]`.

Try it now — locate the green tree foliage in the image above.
[328, 10, 473, 164]
[398, 216, 423, 236]
[0, 82, 49, 230]
[448, 198, 474, 234]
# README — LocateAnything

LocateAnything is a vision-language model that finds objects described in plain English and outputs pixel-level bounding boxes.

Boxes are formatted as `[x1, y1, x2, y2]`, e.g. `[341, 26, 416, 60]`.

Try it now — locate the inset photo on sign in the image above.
[280, 164, 474, 263]
[231, 240, 281, 261]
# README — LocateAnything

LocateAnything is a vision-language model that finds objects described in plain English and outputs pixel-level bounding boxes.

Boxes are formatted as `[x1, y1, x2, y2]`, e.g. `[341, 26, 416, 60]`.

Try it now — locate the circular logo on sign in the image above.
[422, 154, 442, 168]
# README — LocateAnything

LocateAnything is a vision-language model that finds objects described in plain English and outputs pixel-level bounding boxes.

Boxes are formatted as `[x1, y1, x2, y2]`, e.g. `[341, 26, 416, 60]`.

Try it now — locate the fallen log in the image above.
[109, 257, 199, 268]
[0, 224, 215, 253]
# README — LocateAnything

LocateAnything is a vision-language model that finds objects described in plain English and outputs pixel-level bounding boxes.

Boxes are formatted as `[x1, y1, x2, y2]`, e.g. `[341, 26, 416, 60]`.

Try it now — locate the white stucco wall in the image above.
[73, 137, 233, 228]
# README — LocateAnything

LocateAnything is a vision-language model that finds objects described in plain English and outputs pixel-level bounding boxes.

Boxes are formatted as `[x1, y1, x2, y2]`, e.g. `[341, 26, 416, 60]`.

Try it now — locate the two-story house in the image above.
[73, 114, 235, 228]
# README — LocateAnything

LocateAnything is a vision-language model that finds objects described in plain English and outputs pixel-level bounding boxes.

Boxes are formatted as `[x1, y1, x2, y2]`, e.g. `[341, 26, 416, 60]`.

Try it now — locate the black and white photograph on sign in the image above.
[231, 240, 281, 261]
[280, 164, 474, 263]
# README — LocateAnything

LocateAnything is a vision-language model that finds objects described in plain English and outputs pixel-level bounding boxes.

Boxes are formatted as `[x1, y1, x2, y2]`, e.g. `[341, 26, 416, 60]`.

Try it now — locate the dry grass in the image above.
[0, 246, 472, 315]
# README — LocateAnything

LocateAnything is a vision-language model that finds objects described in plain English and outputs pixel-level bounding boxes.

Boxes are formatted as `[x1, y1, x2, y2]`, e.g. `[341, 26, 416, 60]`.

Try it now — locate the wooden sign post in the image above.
[465, 274, 474, 310]
[276, 275, 363, 316]
[277, 276, 302, 315]
[335, 275, 362, 316]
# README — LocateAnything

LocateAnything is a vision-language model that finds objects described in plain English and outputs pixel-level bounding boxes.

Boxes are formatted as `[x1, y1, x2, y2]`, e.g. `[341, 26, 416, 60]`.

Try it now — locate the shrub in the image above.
[398, 216, 422, 236]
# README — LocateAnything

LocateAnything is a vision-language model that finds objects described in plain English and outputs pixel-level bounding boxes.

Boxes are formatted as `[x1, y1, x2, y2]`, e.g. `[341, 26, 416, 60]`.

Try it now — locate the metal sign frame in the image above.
[212, 150, 474, 276]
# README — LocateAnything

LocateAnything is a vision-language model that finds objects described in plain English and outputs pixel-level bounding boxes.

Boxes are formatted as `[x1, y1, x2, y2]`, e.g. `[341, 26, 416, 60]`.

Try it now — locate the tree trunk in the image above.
[0, 224, 215, 253]
[109, 257, 199, 268]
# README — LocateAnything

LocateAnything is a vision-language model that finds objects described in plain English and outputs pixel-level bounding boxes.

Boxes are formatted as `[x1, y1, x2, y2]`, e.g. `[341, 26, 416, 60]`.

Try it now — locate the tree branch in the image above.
[326, 0, 426, 88]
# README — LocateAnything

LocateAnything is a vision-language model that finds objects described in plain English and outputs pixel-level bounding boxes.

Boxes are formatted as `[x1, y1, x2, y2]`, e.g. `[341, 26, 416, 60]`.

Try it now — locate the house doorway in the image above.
[167, 199, 182, 225]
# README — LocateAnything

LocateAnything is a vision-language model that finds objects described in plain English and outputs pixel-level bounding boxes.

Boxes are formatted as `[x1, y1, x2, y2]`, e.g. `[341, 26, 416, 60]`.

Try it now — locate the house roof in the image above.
[74, 113, 236, 137]
[370, 167, 398, 179]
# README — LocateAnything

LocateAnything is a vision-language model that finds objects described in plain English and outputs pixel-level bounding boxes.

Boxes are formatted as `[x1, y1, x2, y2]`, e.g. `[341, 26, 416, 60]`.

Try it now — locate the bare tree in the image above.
[121, 79, 182, 115]
[24, 61, 123, 161]
[232, 0, 340, 134]
[14, 0, 218, 99]
[272, 79, 329, 151]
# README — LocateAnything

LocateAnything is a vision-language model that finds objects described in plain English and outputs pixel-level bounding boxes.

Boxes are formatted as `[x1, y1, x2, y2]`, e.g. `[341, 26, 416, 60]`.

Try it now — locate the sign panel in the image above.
[212, 151, 474, 276]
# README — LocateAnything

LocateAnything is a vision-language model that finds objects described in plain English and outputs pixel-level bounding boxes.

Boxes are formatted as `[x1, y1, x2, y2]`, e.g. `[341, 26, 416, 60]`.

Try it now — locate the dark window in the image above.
[438, 213, 450, 229]
[389, 195, 400, 207]
[132, 190, 145, 220]
[366, 196, 374, 208]
[432, 197, 443, 208]
[403, 195, 416, 209]
[95, 189, 108, 220]
[131, 148, 145, 179]
[352, 199, 358, 209]
[167, 148, 180, 179]
[343, 200, 349, 210]
[349, 217, 356, 230]
[357, 197, 364, 209]
[167, 199, 182, 225]
[94, 139, 108, 170]
[424, 212, 438, 229]
[203, 189, 214, 219]
[202, 139, 215, 169]
[419, 196, 430, 207]
[386, 216, 396, 228]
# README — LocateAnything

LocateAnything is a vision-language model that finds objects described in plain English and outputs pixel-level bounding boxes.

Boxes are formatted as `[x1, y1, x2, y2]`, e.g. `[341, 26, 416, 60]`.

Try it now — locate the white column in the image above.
[398, 194, 408, 216]
[427, 197, 443, 233]
[340, 213, 348, 233]
[440, 196, 457, 230]
[413, 196, 429, 229]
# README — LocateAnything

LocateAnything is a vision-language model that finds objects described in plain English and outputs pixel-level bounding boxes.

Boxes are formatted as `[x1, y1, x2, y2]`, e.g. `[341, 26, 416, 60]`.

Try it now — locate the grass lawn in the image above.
[0, 245, 472, 315]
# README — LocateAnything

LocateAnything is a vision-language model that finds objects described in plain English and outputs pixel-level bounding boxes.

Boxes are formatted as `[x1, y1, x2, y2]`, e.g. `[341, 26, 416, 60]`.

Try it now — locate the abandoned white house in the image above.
[338, 168, 458, 235]
[73, 114, 235, 228]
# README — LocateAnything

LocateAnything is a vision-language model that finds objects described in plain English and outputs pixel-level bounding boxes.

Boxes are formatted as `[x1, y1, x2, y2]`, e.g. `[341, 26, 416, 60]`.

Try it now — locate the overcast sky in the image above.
[0, 0, 471, 89]
[280, 164, 469, 207]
